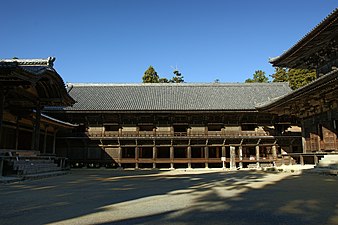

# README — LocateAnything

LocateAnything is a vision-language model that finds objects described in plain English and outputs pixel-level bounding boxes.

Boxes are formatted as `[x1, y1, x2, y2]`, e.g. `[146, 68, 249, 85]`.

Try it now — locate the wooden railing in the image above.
[63, 130, 302, 138]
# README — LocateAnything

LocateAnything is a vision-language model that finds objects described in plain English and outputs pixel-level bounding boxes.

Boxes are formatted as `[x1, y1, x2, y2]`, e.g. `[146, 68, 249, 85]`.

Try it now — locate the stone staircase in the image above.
[313, 154, 338, 175]
[12, 159, 62, 175]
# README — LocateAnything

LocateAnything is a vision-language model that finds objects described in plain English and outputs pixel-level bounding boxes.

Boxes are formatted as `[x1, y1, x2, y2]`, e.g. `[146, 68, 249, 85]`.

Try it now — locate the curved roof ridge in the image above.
[67, 82, 290, 87]
[269, 7, 338, 64]
[0, 57, 56, 67]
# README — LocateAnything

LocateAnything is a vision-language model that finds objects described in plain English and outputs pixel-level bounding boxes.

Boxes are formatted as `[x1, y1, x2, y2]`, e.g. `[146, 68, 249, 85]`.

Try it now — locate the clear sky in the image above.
[1, 0, 337, 83]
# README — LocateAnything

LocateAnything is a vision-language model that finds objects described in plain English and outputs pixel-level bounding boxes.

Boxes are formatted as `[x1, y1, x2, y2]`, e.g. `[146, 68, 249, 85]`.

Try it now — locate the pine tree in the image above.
[288, 68, 316, 90]
[245, 70, 269, 83]
[169, 70, 184, 83]
[271, 67, 288, 82]
[142, 66, 159, 83]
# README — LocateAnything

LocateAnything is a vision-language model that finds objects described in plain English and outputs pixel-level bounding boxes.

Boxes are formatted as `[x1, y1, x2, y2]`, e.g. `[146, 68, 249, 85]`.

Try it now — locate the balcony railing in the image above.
[73, 130, 300, 138]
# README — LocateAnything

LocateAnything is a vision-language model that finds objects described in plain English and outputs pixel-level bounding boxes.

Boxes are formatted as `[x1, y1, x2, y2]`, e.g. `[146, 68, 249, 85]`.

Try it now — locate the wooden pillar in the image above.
[135, 146, 139, 169]
[152, 146, 157, 169]
[33, 107, 41, 151]
[15, 117, 20, 150]
[118, 146, 122, 167]
[301, 120, 307, 153]
[0, 158, 4, 176]
[238, 146, 243, 168]
[170, 146, 174, 169]
[221, 146, 226, 157]
[204, 146, 209, 168]
[187, 146, 192, 169]
[0, 90, 5, 148]
[256, 145, 260, 168]
[300, 155, 304, 166]
[272, 145, 277, 159]
[52, 129, 58, 155]
[43, 126, 48, 154]
[314, 155, 319, 165]
[230, 146, 236, 170]
[222, 146, 226, 169]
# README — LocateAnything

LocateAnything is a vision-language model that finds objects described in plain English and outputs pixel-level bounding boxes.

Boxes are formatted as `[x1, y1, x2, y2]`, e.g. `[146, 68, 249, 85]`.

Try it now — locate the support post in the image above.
[52, 129, 58, 155]
[314, 155, 318, 165]
[238, 146, 243, 168]
[135, 146, 139, 169]
[0, 90, 5, 148]
[152, 146, 157, 169]
[230, 146, 236, 170]
[222, 146, 226, 169]
[300, 155, 304, 166]
[272, 145, 277, 159]
[15, 117, 20, 150]
[187, 146, 191, 169]
[170, 146, 174, 169]
[118, 146, 122, 167]
[34, 106, 41, 151]
[204, 146, 209, 168]
[43, 126, 48, 154]
[301, 120, 307, 153]
[0, 158, 4, 176]
[256, 145, 260, 168]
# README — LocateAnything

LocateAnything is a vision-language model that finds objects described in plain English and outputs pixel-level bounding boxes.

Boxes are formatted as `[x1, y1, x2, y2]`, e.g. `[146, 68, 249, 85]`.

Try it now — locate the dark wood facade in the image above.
[46, 83, 302, 169]
[0, 58, 75, 175]
[260, 8, 338, 154]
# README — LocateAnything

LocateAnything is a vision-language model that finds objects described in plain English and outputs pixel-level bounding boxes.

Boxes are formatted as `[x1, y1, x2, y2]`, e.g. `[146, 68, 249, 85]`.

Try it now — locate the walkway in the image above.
[0, 169, 337, 225]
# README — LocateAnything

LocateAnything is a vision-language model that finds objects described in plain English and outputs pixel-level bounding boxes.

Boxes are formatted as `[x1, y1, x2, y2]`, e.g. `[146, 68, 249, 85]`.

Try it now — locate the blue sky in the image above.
[1, 1, 337, 83]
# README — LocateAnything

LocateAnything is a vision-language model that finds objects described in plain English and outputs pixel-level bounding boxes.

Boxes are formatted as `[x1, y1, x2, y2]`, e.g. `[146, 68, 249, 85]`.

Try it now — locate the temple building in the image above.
[258, 8, 338, 165]
[0, 58, 75, 175]
[45, 83, 301, 169]
[1, 8, 337, 174]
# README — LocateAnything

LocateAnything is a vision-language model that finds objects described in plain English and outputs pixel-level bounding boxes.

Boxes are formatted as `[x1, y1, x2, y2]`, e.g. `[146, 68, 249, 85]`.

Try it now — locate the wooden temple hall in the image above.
[1, 8, 338, 173]
[0, 57, 76, 175]
[44, 82, 301, 169]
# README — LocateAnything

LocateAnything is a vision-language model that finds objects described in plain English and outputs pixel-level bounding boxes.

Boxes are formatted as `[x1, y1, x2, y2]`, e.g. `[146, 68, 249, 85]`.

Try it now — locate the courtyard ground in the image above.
[0, 169, 337, 225]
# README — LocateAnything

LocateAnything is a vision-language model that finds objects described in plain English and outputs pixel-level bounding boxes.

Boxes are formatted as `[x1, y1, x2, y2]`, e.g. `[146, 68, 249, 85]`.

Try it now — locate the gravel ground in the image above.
[0, 169, 337, 225]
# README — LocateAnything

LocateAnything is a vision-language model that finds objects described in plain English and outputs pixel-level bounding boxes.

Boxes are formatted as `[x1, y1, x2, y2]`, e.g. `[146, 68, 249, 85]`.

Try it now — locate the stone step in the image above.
[317, 155, 338, 168]
[12, 159, 62, 175]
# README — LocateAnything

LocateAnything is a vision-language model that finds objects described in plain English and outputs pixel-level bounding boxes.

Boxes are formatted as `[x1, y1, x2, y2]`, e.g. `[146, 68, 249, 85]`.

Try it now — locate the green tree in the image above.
[271, 67, 288, 82]
[245, 70, 269, 83]
[288, 68, 316, 90]
[169, 70, 184, 83]
[159, 78, 169, 83]
[142, 66, 159, 83]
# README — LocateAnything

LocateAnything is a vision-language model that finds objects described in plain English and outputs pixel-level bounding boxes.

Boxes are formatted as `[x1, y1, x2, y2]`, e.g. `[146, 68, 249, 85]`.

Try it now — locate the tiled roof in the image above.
[256, 69, 338, 111]
[269, 8, 338, 68]
[49, 83, 292, 112]
[0, 57, 56, 74]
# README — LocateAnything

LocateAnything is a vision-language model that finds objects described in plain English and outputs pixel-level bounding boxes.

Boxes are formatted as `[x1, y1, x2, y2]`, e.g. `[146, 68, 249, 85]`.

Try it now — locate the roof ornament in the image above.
[47, 57, 56, 67]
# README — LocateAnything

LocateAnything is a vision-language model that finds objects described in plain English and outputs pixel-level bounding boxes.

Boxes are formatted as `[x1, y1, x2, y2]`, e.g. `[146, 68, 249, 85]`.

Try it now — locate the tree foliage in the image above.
[270, 67, 316, 90]
[288, 68, 316, 90]
[142, 66, 185, 83]
[142, 66, 159, 83]
[271, 67, 288, 82]
[245, 70, 269, 83]
[170, 70, 184, 83]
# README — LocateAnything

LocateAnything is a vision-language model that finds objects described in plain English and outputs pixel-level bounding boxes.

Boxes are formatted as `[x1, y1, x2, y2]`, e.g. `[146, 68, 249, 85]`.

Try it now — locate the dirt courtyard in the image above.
[0, 169, 337, 225]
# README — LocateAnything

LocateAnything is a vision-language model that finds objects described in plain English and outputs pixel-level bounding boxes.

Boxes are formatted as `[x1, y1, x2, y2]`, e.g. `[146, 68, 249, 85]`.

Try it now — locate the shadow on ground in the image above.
[0, 169, 337, 225]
